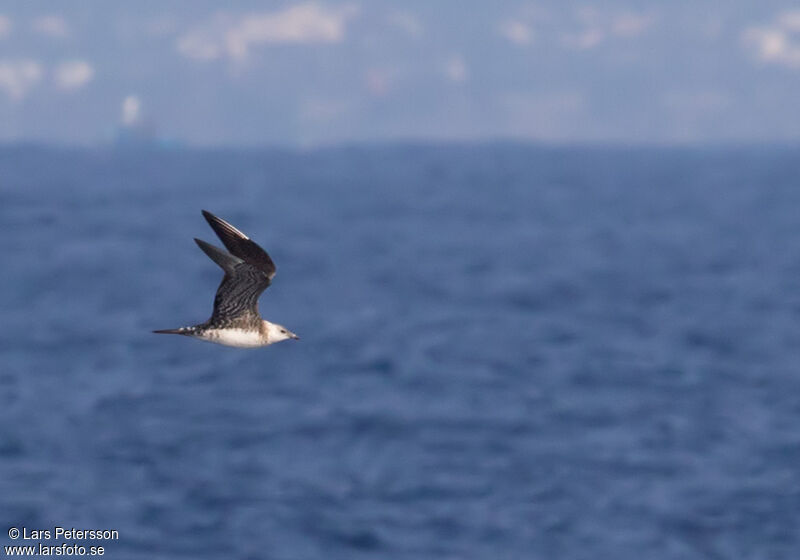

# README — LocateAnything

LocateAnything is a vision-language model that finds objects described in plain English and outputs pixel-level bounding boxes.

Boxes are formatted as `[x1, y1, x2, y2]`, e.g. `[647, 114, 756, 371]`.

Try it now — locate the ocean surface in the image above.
[2, 144, 800, 559]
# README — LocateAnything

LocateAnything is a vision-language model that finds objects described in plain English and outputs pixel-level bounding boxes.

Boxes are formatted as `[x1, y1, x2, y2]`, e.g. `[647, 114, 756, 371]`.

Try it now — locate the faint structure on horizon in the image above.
[114, 94, 156, 148]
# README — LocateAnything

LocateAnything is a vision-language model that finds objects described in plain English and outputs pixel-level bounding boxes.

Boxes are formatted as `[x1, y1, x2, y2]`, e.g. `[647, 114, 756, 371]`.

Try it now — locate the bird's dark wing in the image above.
[195, 239, 271, 328]
[201, 210, 276, 280]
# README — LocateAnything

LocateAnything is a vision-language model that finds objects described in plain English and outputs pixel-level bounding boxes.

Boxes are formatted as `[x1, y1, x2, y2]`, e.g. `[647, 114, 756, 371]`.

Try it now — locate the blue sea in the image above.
[2, 144, 800, 559]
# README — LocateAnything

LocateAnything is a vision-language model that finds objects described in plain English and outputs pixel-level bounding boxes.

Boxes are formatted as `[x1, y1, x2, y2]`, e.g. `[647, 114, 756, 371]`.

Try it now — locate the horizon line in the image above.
[1, 136, 800, 153]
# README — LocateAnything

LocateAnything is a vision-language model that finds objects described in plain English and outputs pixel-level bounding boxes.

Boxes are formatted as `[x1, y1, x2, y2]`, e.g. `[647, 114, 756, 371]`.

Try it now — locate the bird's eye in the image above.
[281, 330, 286, 333]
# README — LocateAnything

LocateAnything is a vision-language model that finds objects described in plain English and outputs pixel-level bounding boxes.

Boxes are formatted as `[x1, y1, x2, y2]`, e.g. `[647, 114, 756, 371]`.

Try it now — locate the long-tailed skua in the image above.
[154, 210, 299, 348]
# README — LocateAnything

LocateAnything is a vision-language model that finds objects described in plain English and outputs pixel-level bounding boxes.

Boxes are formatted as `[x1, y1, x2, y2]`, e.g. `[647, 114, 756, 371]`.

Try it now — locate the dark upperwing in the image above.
[201, 210, 276, 280]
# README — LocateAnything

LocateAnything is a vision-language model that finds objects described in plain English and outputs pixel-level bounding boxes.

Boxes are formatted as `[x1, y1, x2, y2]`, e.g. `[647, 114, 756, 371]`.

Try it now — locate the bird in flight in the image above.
[154, 210, 299, 348]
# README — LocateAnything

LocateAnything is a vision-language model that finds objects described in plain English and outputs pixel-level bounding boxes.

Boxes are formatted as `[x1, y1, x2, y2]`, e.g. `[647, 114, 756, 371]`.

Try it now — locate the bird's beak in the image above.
[291, 333, 300, 340]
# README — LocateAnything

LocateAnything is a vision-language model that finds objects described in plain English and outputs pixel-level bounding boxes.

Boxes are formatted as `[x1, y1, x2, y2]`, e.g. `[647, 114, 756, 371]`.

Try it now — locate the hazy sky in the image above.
[1, 1, 799, 146]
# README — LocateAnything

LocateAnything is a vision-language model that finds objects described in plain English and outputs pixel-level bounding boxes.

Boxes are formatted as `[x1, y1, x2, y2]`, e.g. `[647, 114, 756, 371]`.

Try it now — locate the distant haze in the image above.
[1, 1, 799, 146]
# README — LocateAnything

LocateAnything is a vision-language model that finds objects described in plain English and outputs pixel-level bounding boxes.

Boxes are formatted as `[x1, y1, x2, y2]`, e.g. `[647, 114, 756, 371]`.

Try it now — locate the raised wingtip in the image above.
[199, 209, 274, 278]
[202, 209, 222, 226]
[201, 210, 249, 240]
[202, 210, 225, 230]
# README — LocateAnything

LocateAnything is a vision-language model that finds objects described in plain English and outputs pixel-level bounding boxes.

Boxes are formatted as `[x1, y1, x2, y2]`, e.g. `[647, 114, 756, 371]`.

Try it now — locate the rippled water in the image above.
[2, 144, 800, 559]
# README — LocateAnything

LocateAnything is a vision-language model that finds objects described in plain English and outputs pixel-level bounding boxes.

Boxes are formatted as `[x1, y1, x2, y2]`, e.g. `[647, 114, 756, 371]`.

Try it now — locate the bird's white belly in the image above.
[202, 328, 266, 348]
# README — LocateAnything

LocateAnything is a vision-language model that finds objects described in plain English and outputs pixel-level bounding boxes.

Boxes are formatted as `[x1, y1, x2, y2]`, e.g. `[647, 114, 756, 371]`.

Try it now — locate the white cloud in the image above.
[54, 60, 94, 91]
[563, 28, 604, 50]
[499, 20, 533, 46]
[562, 9, 653, 50]
[612, 13, 654, 37]
[744, 11, 800, 69]
[0, 59, 43, 100]
[0, 15, 11, 38]
[177, 3, 358, 62]
[444, 55, 468, 83]
[32, 15, 70, 38]
[177, 32, 222, 61]
[122, 95, 142, 126]
[387, 11, 422, 37]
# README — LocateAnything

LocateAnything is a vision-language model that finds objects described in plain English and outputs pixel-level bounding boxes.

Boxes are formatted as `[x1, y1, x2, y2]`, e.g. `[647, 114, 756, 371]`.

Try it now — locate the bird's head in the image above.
[264, 320, 299, 343]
